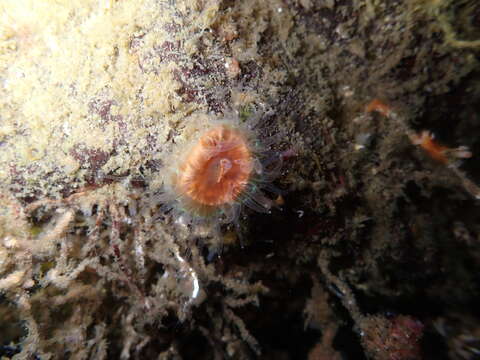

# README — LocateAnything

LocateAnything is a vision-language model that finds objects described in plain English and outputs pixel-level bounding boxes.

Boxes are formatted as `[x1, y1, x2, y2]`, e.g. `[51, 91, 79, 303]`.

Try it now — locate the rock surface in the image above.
[0, 0, 479, 358]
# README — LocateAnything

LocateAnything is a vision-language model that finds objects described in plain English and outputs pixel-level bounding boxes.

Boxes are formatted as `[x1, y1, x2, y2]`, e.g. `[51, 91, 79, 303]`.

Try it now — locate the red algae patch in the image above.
[177, 126, 253, 208]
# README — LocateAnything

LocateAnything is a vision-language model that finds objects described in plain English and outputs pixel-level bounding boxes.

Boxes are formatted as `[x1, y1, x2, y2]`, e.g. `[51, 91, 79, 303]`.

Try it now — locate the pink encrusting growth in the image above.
[361, 315, 424, 360]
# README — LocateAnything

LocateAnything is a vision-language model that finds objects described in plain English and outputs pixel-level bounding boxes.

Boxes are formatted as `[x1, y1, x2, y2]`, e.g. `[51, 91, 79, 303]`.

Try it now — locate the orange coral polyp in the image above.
[176, 126, 253, 207]
[365, 98, 392, 117]
[416, 132, 449, 164]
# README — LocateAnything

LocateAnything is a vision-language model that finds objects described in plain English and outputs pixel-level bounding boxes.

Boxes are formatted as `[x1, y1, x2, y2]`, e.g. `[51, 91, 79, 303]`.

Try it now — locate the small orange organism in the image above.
[158, 113, 282, 224]
[364, 99, 472, 165]
[365, 98, 392, 118]
[409, 131, 472, 165]
[363, 98, 479, 199]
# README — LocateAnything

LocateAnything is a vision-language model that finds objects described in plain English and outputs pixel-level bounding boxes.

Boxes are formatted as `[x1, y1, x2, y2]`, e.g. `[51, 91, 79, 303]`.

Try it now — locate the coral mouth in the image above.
[177, 126, 253, 207]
